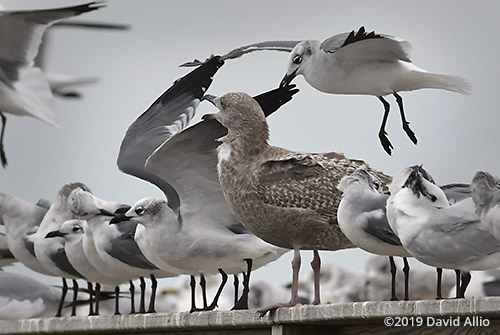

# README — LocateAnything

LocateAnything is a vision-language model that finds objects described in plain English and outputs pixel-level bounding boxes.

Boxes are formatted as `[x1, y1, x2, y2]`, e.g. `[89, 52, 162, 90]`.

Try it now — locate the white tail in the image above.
[415, 72, 473, 95]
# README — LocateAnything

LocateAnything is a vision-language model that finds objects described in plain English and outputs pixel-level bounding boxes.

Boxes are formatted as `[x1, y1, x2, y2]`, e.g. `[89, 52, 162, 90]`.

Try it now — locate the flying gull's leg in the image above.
[389, 256, 398, 301]
[402, 257, 410, 300]
[233, 259, 252, 310]
[457, 271, 471, 298]
[147, 274, 157, 313]
[310, 250, 321, 305]
[56, 278, 69, 317]
[378, 96, 394, 155]
[258, 247, 301, 316]
[207, 269, 228, 310]
[0, 112, 7, 167]
[436, 268, 443, 300]
[394, 93, 418, 145]
[71, 279, 79, 316]
[139, 277, 146, 313]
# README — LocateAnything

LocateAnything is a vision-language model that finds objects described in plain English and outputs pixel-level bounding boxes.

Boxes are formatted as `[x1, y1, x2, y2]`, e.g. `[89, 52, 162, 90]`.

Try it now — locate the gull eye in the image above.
[373, 181, 381, 190]
[135, 207, 145, 215]
[72, 226, 81, 233]
[292, 55, 302, 64]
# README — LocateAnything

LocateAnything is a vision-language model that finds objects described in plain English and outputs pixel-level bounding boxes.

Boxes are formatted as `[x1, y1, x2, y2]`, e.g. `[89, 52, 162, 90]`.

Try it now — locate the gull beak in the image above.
[202, 94, 217, 106]
[99, 208, 115, 216]
[45, 230, 66, 238]
[280, 69, 298, 87]
[114, 205, 132, 215]
[202, 113, 217, 121]
[109, 213, 132, 225]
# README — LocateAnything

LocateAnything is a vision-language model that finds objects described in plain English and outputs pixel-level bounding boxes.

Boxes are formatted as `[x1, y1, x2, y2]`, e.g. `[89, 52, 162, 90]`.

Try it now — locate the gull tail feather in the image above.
[415, 71, 473, 95]
[14, 68, 60, 127]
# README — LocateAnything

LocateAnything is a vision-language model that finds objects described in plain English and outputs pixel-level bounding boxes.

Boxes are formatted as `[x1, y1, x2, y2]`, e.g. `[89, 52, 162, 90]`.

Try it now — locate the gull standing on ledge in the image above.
[0, 2, 104, 167]
[183, 26, 472, 155]
[204, 92, 391, 315]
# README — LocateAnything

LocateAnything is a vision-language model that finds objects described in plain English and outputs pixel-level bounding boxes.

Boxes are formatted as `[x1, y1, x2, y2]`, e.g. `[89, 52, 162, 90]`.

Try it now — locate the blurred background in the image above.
[1, 0, 498, 292]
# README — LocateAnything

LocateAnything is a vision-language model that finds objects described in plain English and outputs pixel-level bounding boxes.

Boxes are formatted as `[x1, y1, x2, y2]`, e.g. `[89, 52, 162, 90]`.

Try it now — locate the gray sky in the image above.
[2, 0, 499, 288]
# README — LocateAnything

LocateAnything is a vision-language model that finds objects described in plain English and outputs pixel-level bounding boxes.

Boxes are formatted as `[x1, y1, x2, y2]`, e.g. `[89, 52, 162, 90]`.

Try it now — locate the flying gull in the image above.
[0, 1, 104, 167]
[203, 91, 391, 315]
[183, 26, 472, 155]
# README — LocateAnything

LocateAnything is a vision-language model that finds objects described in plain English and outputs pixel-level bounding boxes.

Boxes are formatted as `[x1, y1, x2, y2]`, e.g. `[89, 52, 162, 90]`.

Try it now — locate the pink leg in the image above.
[258, 247, 301, 316]
[311, 250, 321, 305]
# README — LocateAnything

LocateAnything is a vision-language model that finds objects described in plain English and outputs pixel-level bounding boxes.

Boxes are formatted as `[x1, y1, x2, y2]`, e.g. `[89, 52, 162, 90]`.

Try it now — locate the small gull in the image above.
[0, 191, 53, 276]
[116, 56, 297, 311]
[386, 166, 500, 297]
[337, 168, 411, 300]
[68, 187, 174, 314]
[46, 219, 128, 315]
[471, 171, 500, 240]
[0, 2, 104, 167]
[204, 91, 391, 314]
[183, 27, 472, 155]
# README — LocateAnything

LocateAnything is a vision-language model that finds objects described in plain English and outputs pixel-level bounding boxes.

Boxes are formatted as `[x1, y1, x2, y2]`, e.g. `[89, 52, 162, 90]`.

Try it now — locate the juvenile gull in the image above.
[386, 166, 500, 297]
[204, 92, 390, 314]
[0, 2, 104, 167]
[183, 27, 472, 155]
[337, 168, 411, 300]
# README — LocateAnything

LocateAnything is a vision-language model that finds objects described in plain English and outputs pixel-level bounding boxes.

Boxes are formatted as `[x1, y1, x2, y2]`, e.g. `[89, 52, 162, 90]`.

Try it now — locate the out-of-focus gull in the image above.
[183, 27, 472, 155]
[337, 168, 411, 300]
[0, 192, 52, 275]
[471, 171, 500, 239]
[204, 92, 390, 314]
[46, 219, 128, 315]
[386, 166, 500, 297]
[0, 2, 104, 167]
[116, 56, 298, 311]
[0, 232, 15, 268]
[0, 270, 73, 319]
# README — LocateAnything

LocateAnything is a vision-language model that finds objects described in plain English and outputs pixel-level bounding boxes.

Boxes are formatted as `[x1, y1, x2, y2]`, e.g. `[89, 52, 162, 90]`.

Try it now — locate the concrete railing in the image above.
[1, 298, 500, 334]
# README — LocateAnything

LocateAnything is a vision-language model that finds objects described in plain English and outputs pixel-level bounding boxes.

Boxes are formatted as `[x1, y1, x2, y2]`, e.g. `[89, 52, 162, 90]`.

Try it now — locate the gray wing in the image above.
[106, 222, 158, 270]
[319, 26, 412, 62]
[49, 247, 82, 278]
[440, 183, 471, 204]
[117, 56, 223, 214]
[181, 40, 301, 67]
[362, 208, 402, 246]
[145, 86, 299, 229]
[0, 2, 103, 83]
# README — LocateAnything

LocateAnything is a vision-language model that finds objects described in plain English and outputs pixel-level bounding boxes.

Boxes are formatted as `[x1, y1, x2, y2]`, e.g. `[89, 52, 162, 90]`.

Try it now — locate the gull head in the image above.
[67, 188, 122, 219]
[45, 219, 85, 242]
[400, 167, 448, 207]
[389, 165, 435, 195]
[280, 40, 315, 87]
[471, 171, 500, 211]
[337, 168, 383, 194]
[109, 197, 175, 227]
[202, 92, 268, 142]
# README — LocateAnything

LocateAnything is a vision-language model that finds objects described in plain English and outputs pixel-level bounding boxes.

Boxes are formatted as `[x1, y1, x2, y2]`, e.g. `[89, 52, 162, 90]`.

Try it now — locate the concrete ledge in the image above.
[2, 298, 500, 334]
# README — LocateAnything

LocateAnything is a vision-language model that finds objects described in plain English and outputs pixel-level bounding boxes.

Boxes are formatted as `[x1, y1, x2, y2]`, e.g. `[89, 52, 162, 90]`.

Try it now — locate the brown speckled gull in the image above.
[204, 92, 391, 315]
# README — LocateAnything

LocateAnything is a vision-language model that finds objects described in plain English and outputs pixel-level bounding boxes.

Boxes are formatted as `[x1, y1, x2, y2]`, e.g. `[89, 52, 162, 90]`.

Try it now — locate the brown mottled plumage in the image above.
[207, 91, 391, 314]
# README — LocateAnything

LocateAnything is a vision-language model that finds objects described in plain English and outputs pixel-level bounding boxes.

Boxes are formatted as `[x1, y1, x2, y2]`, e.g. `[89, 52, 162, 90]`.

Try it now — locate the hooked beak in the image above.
[109, 213, 132, 225]
[280, 69, 298, 87]
[45, 230, 66, 238]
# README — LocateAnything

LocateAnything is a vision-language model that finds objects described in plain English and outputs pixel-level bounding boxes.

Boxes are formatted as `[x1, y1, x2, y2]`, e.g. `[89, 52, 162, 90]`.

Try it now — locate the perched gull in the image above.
[0, 270, 73, 319]
[0, 1, 104, 167]
[204, 91, 390, 314]
[386, 166, 500, 297]
[337, 168, 411, 300]
[116, 55, 297, 311]
[0, 192, 54, 276]
[471, 171, 500, 240]
[183, 26, 472, 155]
[46, 219, 128, 315]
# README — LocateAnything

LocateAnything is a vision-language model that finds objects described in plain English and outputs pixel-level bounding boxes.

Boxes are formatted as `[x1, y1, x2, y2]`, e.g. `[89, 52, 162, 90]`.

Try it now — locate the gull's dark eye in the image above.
[135, 207, 145, 215]
[73, 226, 81, 233]
[373, 181, 381, 190]
[292, 55, 302, 64]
